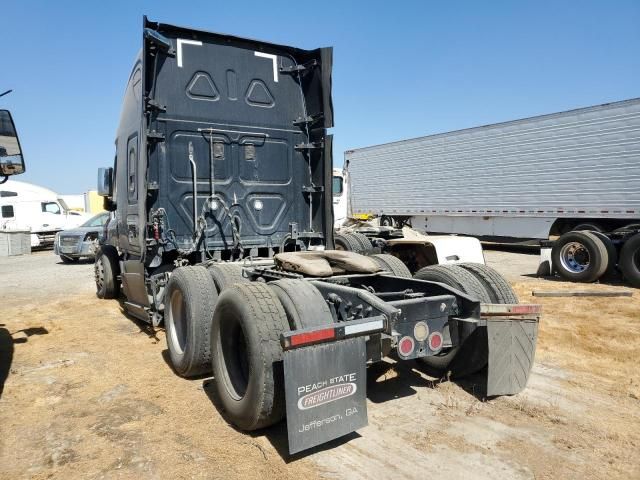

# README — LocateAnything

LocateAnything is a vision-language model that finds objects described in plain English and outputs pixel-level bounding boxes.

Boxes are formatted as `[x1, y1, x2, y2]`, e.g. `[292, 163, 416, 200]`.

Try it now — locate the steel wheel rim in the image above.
[559, 241, 590, 273]
[168, 289, 187, 355]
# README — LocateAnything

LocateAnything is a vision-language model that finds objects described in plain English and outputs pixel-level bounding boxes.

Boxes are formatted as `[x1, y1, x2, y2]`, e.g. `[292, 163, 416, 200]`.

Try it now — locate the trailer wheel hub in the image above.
[559, 241, 590, 273]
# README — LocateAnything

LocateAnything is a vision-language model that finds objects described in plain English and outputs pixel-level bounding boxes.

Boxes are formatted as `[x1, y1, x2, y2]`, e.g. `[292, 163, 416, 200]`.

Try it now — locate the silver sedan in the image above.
[54, 212, 110, 263]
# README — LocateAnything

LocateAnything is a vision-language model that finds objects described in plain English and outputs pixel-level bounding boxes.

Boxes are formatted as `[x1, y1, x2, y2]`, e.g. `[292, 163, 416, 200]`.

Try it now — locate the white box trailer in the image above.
[344, 98, 640, 241]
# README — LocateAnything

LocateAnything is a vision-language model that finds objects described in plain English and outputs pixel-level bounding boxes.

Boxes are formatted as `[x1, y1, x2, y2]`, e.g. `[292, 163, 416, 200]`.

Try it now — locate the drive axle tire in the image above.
[370, 254, 412, 278]
[269, 279, 331, 330]
[620, 234, 640, 288]
[552, 231, 608, 283]
[211, 282, 289, 431]
[334, 232, 360, 252]
[413, 264, 492, 375]
[95, 247, 120, 299]
[165, 266, 217, 378]
[334, 232, 371, 253]
[208, 263, 248, 292]
[350, 232, 372, 251]
[413, 264, 492, 303]
[458, 263, 518, 304]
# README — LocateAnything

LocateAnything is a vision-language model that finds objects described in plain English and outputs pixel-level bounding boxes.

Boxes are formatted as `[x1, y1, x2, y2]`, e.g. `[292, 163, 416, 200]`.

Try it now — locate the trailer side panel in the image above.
[345, 98, 640, 236]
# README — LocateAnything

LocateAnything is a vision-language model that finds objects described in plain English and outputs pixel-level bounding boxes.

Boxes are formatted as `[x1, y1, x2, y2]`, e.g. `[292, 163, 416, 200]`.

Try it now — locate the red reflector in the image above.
[398, 336, 415, 357]
[290, 328, 336, 347]
[429, 332, 443, 351]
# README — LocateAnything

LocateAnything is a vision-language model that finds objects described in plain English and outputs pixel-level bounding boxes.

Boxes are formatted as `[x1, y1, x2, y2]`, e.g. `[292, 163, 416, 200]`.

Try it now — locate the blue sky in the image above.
[3, 0, 639, 194]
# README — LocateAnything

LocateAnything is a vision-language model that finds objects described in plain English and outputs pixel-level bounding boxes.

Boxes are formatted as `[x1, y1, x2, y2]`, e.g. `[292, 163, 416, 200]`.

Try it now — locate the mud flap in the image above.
[284, 337, 368, 454]
[486, 317, 539, 396]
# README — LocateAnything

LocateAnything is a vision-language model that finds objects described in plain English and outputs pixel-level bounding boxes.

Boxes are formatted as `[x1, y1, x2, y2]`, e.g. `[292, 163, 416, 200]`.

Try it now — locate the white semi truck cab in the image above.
[0, 180, 89, 247]
[332, 167, 348, 229]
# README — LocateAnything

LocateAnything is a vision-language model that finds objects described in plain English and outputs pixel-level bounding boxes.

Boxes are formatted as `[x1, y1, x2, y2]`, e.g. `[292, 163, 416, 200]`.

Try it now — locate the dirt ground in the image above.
[1, 250, 639, 479]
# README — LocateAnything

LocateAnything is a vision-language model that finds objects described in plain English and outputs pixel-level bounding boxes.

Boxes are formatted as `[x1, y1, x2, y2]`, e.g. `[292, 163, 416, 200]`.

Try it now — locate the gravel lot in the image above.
[0, 250, 638, 479]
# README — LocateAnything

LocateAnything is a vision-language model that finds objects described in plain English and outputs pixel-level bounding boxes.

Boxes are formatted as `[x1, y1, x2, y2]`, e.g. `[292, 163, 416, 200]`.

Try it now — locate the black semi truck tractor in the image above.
[95, 17, 540, 454]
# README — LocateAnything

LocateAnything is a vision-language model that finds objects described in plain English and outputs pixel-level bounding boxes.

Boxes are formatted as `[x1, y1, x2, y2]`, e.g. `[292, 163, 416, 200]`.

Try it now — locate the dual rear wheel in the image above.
[551, 231, 611, 283]
[164, 266, 217, 377]
[620, 234, 640, 287]
[164, 264, 298, 430]
[164, 259, 518, 428]
[334, 231, 372, 253]
[551, 229, 640, 287]
[412, 263, 518, 376]
[210, 282, 291, 430]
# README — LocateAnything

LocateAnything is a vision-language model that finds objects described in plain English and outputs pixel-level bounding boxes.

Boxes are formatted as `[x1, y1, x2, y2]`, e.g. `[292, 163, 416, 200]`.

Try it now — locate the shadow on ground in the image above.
[117, 298, 161, 341]
[198, 355, 494, 462]
[201, 377, 361, 462]
[0, 324, 49, 398]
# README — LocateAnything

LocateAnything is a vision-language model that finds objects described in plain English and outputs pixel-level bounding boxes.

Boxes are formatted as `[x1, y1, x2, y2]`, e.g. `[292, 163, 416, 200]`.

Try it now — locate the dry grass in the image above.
[0, 295, 320, 480]
[513, 280, 640, 398]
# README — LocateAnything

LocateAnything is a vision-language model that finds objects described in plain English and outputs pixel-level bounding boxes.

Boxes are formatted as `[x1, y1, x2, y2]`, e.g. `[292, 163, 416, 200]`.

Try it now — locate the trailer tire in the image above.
[370, 254, 412, 278]
[457, 263, 518, 304]
[208, 263, 248, 292]
[380, 215, 394, 227]
[211, 282, 289, 430]
[573, 223, 603, 233]
[614, 223, 640, 233]
[552, 231, 607, 282]
[165, 266, 217, 378]
[619, 233, 640, 288]
[589, 231, 617, 277]
[413, 265, 491, 375]
[95, 246, 120, 299]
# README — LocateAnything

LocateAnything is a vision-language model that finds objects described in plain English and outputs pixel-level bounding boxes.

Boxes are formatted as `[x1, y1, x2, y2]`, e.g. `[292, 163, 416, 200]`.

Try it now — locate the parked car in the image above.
[54, 212, 110, 263]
